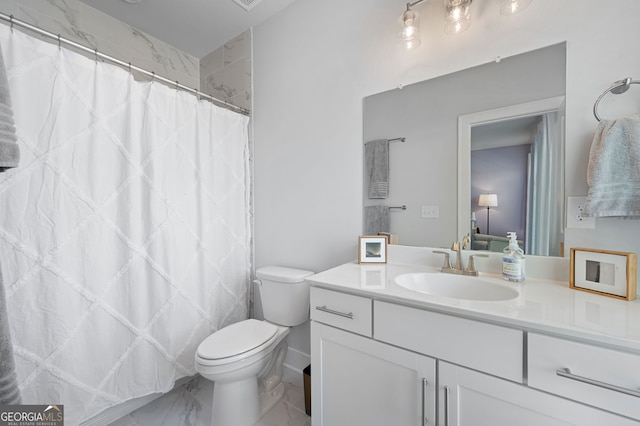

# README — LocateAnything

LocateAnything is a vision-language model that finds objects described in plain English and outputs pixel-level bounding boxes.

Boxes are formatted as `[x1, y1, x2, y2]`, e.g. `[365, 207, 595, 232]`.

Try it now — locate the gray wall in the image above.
[472, 144, 530, 240]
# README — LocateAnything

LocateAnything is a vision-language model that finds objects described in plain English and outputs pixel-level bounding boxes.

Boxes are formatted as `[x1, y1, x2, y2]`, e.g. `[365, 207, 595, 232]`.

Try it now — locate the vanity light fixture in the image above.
[400, 0, 532, 49]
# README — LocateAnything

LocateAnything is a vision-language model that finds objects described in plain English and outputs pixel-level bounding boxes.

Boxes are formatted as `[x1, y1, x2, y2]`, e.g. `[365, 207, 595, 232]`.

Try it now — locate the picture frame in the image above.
[358, 236, 388, 264]
[570, 248, 637, 300]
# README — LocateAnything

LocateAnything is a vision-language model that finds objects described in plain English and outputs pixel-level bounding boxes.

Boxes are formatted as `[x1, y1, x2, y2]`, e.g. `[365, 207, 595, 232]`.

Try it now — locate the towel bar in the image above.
[389, 205, 407, 210]
[593, 77, 640, 121]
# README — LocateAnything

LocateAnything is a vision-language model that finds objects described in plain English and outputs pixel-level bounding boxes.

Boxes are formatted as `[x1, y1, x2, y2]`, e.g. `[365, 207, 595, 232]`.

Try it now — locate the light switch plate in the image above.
[421, 205, 439, 219]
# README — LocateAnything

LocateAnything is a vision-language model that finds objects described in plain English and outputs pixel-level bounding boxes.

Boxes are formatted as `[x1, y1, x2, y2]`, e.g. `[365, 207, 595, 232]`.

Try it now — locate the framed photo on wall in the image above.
[570, 248, 637, 300]
[358, 236, 388, 264]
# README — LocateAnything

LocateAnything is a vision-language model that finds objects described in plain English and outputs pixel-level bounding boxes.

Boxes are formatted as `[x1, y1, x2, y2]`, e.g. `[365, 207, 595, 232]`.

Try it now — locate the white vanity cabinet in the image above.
[310, 287, 436, 426]
[310, 285, 640, 425]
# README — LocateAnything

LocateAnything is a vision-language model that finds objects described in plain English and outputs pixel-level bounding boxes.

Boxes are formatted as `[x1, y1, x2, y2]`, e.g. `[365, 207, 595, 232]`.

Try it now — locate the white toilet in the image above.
[195, 266, 314, 426]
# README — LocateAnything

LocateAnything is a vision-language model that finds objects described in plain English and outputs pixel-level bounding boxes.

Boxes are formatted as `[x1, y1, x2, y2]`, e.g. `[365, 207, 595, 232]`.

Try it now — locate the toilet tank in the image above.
[256, 266, 314, 326]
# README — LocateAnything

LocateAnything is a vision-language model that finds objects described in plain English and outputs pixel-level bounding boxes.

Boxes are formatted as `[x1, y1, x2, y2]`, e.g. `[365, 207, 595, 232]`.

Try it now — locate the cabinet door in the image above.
[438, 362, 638, 426]
[311, 322, 436, 426]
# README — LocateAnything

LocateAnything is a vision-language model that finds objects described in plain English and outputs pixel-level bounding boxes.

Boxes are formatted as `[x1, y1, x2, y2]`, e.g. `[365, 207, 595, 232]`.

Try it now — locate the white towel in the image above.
[0, 44, 18, 172]
[585, 115, 640, 217]
[0, 265, 21, 404]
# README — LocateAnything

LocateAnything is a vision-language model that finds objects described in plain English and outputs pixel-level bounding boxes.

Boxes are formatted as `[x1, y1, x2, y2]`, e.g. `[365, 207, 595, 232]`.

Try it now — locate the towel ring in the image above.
[593, 77, 640, 121]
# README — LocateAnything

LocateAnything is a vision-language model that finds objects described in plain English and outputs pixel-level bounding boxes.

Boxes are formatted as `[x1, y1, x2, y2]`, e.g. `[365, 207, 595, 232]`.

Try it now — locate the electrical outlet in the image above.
[567, 196, 595, 229]
[421, 205, 439, 219]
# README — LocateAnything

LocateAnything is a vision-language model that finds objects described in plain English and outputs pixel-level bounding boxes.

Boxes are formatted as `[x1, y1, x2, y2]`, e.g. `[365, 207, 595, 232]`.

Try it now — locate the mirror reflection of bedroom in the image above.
[470, 111, 562, 256]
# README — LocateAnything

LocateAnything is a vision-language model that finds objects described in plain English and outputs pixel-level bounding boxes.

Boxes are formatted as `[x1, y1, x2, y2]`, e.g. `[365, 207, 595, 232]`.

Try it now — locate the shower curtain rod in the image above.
[0, 12, 250, 116]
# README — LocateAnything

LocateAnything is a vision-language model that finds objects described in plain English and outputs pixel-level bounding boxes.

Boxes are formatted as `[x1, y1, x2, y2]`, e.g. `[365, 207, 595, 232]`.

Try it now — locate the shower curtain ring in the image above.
[57, 35, 61, 48]
[9, 15, 13, 31]
[94, 48, 98, 62]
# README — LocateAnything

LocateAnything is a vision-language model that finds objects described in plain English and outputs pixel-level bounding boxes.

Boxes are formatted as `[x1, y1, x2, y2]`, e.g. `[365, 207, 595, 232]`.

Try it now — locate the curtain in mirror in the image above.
[526, 112, 562, 256]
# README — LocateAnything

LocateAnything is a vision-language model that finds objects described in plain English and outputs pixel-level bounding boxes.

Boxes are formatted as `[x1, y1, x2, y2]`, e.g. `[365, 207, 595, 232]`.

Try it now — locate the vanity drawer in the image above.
[374, 301, 523, 382]
[528, 333, 640, 420]
[310, 287, 372, 337]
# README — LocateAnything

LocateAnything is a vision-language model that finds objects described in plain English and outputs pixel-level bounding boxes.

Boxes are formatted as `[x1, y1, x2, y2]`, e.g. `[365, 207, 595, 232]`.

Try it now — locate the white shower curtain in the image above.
[0, 24, 250, 424]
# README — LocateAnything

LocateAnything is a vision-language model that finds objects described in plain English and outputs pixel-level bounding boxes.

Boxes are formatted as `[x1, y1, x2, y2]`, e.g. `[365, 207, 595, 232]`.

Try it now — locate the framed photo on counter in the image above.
[570, 247, 637, 300]
[358, 236, 388, 264]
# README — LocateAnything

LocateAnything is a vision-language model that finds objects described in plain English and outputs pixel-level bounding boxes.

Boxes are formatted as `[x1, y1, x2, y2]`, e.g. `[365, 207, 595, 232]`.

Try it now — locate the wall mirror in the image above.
[363, 43, 566, 256]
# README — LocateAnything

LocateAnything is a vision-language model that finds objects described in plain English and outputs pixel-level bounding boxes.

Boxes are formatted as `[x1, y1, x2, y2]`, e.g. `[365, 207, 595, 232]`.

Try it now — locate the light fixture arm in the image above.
[406, 0, 429, 10]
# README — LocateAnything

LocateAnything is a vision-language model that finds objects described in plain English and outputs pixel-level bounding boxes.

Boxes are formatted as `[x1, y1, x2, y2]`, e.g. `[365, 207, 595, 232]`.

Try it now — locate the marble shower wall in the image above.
[1, 0, 200, 89]
[200, 30, 252, 112]
[1, 0, 252, 111]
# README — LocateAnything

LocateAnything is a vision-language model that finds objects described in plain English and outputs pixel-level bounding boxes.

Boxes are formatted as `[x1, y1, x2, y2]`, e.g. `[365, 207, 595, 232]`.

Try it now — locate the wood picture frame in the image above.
[570, 248, 637, 300]
[358, 236, 388, 264]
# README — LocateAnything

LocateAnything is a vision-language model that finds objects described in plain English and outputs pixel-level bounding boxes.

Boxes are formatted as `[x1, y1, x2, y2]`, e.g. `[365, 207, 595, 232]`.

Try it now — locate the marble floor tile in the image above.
[108, 371, 310, 426]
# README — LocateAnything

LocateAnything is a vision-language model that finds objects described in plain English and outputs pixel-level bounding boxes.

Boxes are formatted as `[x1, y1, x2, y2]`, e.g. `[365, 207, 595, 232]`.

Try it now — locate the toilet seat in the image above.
[196, 319, 279, 366]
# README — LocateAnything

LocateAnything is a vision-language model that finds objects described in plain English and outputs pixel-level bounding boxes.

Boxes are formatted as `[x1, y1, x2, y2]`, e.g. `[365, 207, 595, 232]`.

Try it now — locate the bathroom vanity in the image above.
[309, 246, 640, 426]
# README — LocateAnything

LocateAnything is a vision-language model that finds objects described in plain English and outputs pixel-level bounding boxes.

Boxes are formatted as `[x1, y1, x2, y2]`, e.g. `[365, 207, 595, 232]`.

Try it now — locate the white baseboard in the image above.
[284, 346, 310, 374]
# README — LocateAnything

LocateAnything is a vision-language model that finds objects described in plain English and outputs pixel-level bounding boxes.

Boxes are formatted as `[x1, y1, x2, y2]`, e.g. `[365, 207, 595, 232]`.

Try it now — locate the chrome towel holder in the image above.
[593, 77, 640, 121]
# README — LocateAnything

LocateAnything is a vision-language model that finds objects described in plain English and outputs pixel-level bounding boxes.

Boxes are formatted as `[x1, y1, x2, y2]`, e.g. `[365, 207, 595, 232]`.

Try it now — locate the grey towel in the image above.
[365, 139, 389, 199]
[585, 115, 640, 217]
[0, 44, 19, 172]
[0, 265, 21, 404]
[364, 205, 390, 235]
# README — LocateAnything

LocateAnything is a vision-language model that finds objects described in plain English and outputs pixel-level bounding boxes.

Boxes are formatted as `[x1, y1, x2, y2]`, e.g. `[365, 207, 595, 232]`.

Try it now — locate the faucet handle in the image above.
[450, 241, 463, 270]
[466, 253, 489, 275]
[433, 250, 452, 271]
[462, 234, 470, 250]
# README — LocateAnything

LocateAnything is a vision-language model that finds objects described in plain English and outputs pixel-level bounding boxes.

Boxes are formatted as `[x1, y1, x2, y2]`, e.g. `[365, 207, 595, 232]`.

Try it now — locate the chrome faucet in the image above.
[433, 238, 488, 276]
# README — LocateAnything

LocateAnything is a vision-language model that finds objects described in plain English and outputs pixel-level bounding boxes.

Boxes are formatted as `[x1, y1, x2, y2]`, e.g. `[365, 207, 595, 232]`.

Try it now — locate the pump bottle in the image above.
[502, 232, 525, 282]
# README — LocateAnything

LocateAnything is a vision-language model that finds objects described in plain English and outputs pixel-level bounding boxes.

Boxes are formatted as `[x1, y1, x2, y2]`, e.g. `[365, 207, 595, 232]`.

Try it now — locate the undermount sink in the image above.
[394, 272, 519, 301]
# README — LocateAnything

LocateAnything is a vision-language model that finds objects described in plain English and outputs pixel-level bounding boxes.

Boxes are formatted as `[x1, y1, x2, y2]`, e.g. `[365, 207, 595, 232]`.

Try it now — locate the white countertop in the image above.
[308, 246, 640, 354]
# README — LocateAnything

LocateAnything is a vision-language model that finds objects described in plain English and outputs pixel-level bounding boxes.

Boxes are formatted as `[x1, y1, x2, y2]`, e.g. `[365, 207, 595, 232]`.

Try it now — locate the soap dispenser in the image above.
[502, 232, 525, 282]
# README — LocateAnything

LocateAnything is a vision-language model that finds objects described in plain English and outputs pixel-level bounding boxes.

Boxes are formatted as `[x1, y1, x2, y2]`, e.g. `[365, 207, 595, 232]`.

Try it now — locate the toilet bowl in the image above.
[196, 319, 290, 426]
[195, 266, 314, 426]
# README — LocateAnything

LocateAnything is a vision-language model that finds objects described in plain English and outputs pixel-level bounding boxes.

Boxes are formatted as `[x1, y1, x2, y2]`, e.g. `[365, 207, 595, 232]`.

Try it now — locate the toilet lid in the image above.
[197, 319, 278, 360]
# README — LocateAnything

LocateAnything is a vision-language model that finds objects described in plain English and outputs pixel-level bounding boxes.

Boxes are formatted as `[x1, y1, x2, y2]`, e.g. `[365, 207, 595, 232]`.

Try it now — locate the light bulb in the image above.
[400, 9, 421, 50]
[500, 0, 532, 15]
[444, 0, 471, 35]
